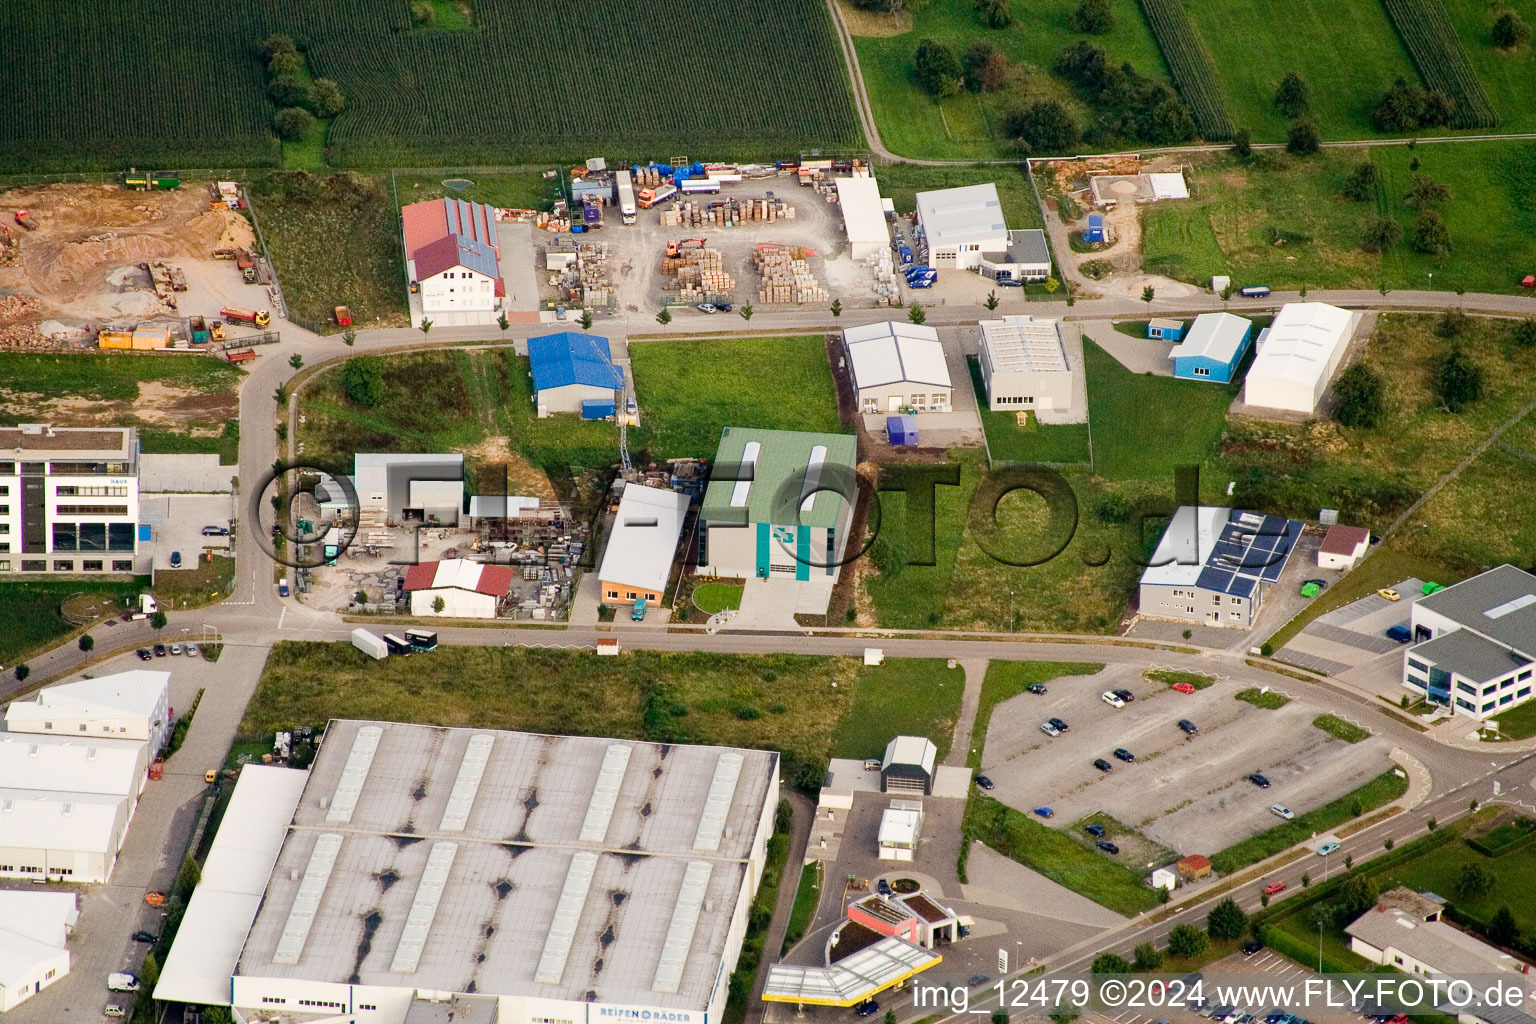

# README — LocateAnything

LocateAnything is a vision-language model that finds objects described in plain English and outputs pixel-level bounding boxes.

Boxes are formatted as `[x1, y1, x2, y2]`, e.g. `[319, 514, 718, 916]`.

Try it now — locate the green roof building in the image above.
[699, 427, 858, 587]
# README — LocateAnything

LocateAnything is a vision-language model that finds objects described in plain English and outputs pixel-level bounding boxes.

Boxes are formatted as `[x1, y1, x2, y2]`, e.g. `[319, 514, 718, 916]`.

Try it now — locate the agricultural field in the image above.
[1, 0, 859, 173]
[1142, 143, 1536, 294]
[1380, 0, 1498, 129]
[849, 0, 1168, 160]
[1136, 0, 1232, 138]
[1446, 0, 1536, 133]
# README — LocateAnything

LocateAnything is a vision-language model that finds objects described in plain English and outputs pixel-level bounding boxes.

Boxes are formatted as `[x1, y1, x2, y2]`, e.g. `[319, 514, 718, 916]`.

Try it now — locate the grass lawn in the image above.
[876, 164, 1045, 230]
[1147, 669, 1216, 689]
[968, 358, 1090, 464]
[781, 860, 823, 955]
[1368, 829, 1536, 935]
[392, 170, 555, 212]
[1492, 698, 1536, 740]
[1313, 714, 1371, 743]
[627, 337, 843, 460]
[1209, 769, 1408, 874]
[1445, 0, 1536, 133]
[969, 661, 1103, 767]
[1266, 910, 1375, 972]
[1235, 687, 1290, 709]
[1083, 338, 1235, 480]
[249, 171, 409, 330]
[0, 579, 147, 665]
[692, 582, 744, 615]
[964, 794, 1163, 915]
[829, 659, 965, 762]
[0, 353, 242, 404]
[1183, 0, 1418, 141]
[140, 423, 239, 465]
[850, 0, 1167, 160]
[152, 555, 236, 610]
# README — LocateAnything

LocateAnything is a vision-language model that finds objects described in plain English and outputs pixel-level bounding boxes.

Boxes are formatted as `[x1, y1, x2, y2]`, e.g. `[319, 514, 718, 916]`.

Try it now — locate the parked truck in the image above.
[351, 628, 389, 660]
[615, 169, 637, 225]
[188, 315, 210, 346]
[637, 184, 676, 208]
[220, 306, 271, 327]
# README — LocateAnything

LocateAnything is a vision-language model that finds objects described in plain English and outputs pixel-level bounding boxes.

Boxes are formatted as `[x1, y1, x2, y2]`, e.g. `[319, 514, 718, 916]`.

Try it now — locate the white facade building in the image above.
[1347, 906, 1528, 976]
[976, 316, 1074, 414]
[414, 236, 501, 315]
[0, 733, 151, 803]
[5, 670, 171, 751]
[842, 321, 952, 414]
[1241, 302, 1359, 414]
[1402, 565, 1536, 720]
[402, 558, 513, 618]
[914, 184, 1008, 270]
[835, 176, 890, 260]
[598, 484, 690, 607]
[877, 802, 923, 862]
[0, 891, 77, 1012]
[1318, 525, 1370, 570]
[0, 789, 130, 883]
[157, 722, 779, 1024]
[0, 424, 139, 576]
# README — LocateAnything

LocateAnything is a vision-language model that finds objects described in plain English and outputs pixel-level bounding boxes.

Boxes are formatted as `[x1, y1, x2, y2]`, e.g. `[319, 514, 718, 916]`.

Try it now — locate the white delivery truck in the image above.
[351, 628, 389, 660]
[615, 168, 637, 225]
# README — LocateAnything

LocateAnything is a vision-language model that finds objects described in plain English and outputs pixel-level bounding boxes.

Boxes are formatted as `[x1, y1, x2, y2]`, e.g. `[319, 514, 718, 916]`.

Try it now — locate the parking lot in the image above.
[140, 494, 234, 572]
[1278, 580, 1425, 677]
[980, 663, 1395, 854]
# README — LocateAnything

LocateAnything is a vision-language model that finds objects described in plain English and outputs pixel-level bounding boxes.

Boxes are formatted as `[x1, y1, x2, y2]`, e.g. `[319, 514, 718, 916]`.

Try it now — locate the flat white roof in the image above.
[915, 183, 1007, 250]
[1140, 505, 1226, 588]
[0, 733, 145, 797]
[763, 935, 941, 1005]
[1174, 312, 1252, 365]
[979, 316, 1070, 374]
[0, 929, 66, 988]
[1147, 172, 1190, 200]
[0, 891, 77, 949]
[0, 788, 124, 853]
[878, 808, 920, 845]
[598, 484, 690, 593]
[154, 765, 310, 1006]
[1247, 302, 1354, 389]
[5, 670, 168, 726]
[842, 321, 951, 390]
[835, 177, 889, 248]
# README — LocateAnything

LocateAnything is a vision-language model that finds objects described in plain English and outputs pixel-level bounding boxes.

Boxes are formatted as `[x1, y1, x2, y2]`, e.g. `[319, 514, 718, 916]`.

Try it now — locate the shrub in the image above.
[1274, 72, 1311, 116]
[79, 634, 94, 652]
[14, 664, 29, 681]
[1070, 0, 1115, 33]
[410, 0, 435, 25]
[963, 41, 1003, 92]
[1361, 216, 1403, 254]
[342, 355, 385, 406]
[1003, 100, 1082, 152]
[273, 107, 315, 141]
[1207, 897, 1247, 940]
[975, 0, 1014, 28]
[1232, 127, 1252, 158]
[1167, 923, 1208, 958]
[1493, 9, 1531, 47]
[1286, 118, 1320, 155]
[1437, 308, 1470, 338]
[310, 79, 345, 118]
[258, 33, 297, 59]
[1434, 344, 1483, 412]
[914, 38, 963, 96]
[1514, 319, 1536, 348]
[1091, 951, 1131, 973]
[1332, 363, 1387, 428]
[1342, 161, 1380, 201]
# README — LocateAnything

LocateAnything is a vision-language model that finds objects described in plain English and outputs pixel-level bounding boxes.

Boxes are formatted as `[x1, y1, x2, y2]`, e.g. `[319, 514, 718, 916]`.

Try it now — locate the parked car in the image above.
[1317, 841, 1341, 856]
[1040, 721, 1060, 737]
[1178, 718, 1199, 734]
[200, 525, 229, 536]
[169, 550, 182, 568]
[716, 302, 733, 312]
[1248, 772, 1271, 788]
[696, 303, 718, 314]
[1172, 682, 1197, 694]
[1101, 690, 1126, 709]
[995, 278, 1022, 287]
[1085, 824, 1107, 837]
[1263, 881, 1287, 895]
[152, 644, 167, 657]
[856, 1000, 880, 1017]
[1093, 758, 1113, 773]
[1270, 804, 1295, 819]
[1243, 940, 1264, 956]
[1026, 683, 1047, 695]
[107, 973, 139, 992]
[170, 644, 182, 655]
[1049, 717, 1069, 733]
[1113, 748, 1135, 762]
[105, 1006, 127, 1018]
[1095, 840, 1120, 854]
[1033, 806, 1054, 819]
[1377, 588, 1401, 602]
[1386, 624, 1412, 643]
[968, 975, 989, 987]
[876, 878, 892, 896]
[136, 649, 152, 661]
[863, 759, 881, 772]
[1113, 688, 1135, 703]
[185, 643, 199, 657]
[131, 931, 158, 944]
[974, 774, 995, 791]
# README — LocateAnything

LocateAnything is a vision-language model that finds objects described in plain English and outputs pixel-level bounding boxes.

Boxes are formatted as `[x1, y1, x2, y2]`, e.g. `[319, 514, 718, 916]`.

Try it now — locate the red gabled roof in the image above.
[403, 562, 438, 592]
[474, 565, 514, 596]
[1320, 525, 1370, 554]
[401, 200, 450, 258]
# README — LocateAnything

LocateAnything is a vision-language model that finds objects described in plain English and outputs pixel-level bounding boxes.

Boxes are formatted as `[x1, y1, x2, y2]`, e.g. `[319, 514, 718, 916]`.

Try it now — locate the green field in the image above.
[1447, 0, 1536, 132]
[850, 0, 1167, 160]
[692, 582, 744, 614]
[829, 659, 965, 761]
[1184, 0, 1419, 139]
[1209, 769, 1408, 873]
[1083, 338, 1235, 479]
[1369, 823, 1536, 935]
[1143, 144, 1536, 295]
[1, 0, 859, 172]
[0, 580, 146, 666]
[628, 337, 843, 459]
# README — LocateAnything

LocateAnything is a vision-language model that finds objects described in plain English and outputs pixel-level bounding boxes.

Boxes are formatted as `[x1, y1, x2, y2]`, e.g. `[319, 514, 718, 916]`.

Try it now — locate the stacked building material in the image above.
[753, 245, 827, 304]
[659, 198, 795, 228]
[661, 247, 736, 303]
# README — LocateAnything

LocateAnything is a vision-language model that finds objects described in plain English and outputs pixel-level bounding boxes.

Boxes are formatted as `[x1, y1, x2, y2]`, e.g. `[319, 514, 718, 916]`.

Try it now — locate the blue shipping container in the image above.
[1240, 285, 1271, 297]
[581, 398, 616, 419]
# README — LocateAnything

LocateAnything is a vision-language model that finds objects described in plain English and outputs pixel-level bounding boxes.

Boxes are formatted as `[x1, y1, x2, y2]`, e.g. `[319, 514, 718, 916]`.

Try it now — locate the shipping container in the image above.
[383, 633, 413, 655]
[351, 628, 389, 660]
[404, 628, 438, 651]
[1239, 286, 1271, 297]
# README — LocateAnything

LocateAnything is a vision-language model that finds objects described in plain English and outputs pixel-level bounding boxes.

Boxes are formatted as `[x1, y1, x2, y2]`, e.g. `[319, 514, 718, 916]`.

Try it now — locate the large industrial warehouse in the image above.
[156, 720, 779, 1024]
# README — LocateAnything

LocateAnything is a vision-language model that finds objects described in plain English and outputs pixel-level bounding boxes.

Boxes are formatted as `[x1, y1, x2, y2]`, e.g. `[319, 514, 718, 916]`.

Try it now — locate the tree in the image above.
[1493, 9, 1532, 47]
[1361, 216, 1403, 253]
[274, 384, 288, 405]
[410, 0, 435, 25]
[1090, 951, 1131, 973]
[1373, 77, 1427, 131]
[497, 313, 509, 333]
[1055, 40, 1108, 88]
[915, 38, 964, 96]
[310, 78, 345, 118]
[962, 40, 997, 91]
[1384, 836, 1395, 851]
[1002, 100, 1081, 152]
[419, 317, 433, 335]
[1406, 172, 1451, 209]
[830, 298, 843, 317]
[1437, 308, 1470, 338]
[1232, 128, 1253, 159]
[739, 303, 754, 321]
[1428, 816, 1439, 831]
[1070, 0, 1115, 33]
[342, 328, 357, 347]
[1343, 161, 1381, 201]
[1044, 276, 1061, 293]
[1274, 72, 1311, 117]
[1490, 906, 1520, 946]
[268, 75, 312, 108]
[1456, 863, 1495, 901]
[1260, 890, 1271, 908]
[259, 33, 297, 59]
[1132, 941, 1164, 971]
[1142, 285, 1155, 305]
[273, 107, 315, 141]
[267, 51, 304, 77]
[977, 50, 1012, 92]
[1435, 344, 1483, 412]
[985, 290, 999, 310]
[289, 352, 304, 370]
[1141, 97, 1196, 144]
[432, 596, 445, 614]
[1413, 210, 1451, 257]
[976, 0, 1014, 26]
[886, 1011, 898, 1024]
[1514, 318, 1536, 348]
[1345, 853, 1354, 870]
[1338, 875, 1379, 920]
[656, 307, 672, 326]
[79, 634, 94, 652]
[1286, 118, 1321, 155]
[579, 308, 594, 330]
[1334, 363, 1387, 428]
[150, 611, 167, 630]
[1421, 90, 1456, 127]
[1207, 898, 1247, 940]
[1351, 797, 1364, 816]
[908, 300, 927, 325]
[342, 355, 385, 406]
[13, 664, 27, 681]
[1301, 872, 1311, 888]
[1167, 924, 1208, 958]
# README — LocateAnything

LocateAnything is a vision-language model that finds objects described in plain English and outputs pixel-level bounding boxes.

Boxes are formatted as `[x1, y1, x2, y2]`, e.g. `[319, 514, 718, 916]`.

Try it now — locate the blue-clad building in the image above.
[528, 332, 624, 417]
[1169, 312, 1253, 383]
[1146, 317, 1185, 341]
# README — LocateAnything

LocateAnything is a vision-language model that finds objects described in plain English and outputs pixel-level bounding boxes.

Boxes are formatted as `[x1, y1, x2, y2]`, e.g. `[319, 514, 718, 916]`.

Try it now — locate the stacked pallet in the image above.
[753, 246, 827, 305]
[553, 241, 614, 306]
[867, 250, 902, 307]
[660, 248, 736, 303]
[660, 198, 796, 228]
[635, 166, 666, 188]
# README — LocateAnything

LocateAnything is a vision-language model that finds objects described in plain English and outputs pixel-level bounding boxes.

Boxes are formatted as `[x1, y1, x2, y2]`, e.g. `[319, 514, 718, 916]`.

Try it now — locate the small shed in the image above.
[1177, 854, 1212, 879]
[1211, 275, 1231, 294]
[1084, 214, 1105, 244]
[880, 736, 937, 795]
[1146, 317, 1184, 341]
[886, 414, 917, 446]
[1319, 525, 1371, 570]
[877, 802, 924, 862]
[1149, 868, 1177, 891]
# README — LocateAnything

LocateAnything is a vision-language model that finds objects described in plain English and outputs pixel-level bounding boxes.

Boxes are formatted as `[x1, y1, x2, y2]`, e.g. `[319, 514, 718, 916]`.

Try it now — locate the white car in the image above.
[1101, 691, 1126, 709]
[696, 303, 718, 314]
[185, 643, 200, 657]
[105, 1006, 127, 1019]
[1039, 721, 1061, 737]
[107, 973, 139, 992]
[1270, 803, 1295, 819]
[169, 644, 182, 656]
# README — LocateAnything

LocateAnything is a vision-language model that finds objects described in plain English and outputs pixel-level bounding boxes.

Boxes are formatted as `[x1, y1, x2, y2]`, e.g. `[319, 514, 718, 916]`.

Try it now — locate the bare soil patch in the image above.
[836, 0, 912, 35]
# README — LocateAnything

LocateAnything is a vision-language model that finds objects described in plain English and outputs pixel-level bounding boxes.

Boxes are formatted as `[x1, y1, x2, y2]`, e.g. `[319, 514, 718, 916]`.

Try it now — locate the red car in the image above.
[1172, 682, 1197, 694]
[1263, 881, 1287, 895]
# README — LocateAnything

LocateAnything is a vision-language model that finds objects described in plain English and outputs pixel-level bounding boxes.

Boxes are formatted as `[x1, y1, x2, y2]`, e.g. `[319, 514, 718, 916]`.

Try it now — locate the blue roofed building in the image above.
[528, 332, 625, 418]
[1138, 505, 1305, 628]
[1170, 312, 1253, 383]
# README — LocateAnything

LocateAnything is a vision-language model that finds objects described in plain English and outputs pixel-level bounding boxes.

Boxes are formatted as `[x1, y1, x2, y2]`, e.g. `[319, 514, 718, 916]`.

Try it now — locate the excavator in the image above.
[664, 237, 706, 258]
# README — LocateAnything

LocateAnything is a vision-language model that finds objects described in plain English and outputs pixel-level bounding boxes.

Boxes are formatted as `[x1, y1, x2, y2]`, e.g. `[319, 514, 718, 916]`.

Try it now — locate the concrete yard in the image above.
[980, 662, 1395, 854]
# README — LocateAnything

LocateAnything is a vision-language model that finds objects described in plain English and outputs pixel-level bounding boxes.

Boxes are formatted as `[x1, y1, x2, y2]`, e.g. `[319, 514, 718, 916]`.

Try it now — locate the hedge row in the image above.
[1380, 0, 1499, 129]
[1136, 0, 1235, 139]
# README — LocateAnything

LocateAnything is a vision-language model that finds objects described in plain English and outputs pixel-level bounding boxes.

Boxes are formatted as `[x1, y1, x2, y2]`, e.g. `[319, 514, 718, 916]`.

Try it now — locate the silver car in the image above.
[1270, 803, 1295, 819]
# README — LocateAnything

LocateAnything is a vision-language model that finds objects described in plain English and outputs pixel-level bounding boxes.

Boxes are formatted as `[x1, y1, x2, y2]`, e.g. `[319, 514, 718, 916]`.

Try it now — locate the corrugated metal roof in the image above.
[842, 321, 950, 390]
[529, 332, 624, 391]
[596, 486, 689, 595]
[915, 183, 1007, 249]
[1174, 312, 1252, 364]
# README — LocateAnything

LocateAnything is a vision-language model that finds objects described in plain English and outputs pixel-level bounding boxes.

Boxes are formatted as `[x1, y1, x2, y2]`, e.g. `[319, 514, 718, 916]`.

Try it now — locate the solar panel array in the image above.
[1194, 512, 1301, 599]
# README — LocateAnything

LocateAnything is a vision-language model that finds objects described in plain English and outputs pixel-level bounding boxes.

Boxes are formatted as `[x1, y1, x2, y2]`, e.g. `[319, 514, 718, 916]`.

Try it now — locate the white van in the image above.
[107, 973, 139, 992]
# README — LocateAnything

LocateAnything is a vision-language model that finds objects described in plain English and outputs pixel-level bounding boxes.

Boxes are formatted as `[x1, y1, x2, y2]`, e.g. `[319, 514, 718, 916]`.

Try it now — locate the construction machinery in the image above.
[664, 237, 706, 258]
[209, 319, 226, 342]
[14, 210, 36, 231]
[123, 171, 180, 191]
[221, 306, 271, 327]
